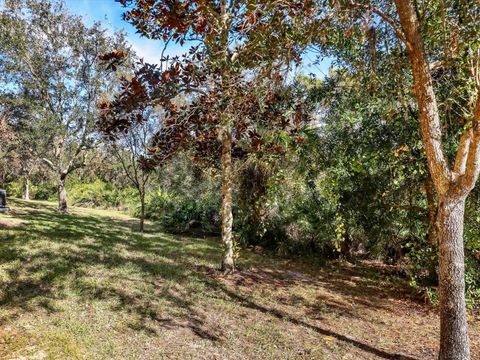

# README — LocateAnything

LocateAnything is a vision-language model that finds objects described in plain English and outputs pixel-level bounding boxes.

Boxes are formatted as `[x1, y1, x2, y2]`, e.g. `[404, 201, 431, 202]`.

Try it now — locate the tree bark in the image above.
[426, 175, 437, 246]
[58, 175, 68, 212]
[437, 196, 470, 360]
[139, 191, 145, 233]
[23, 176, 30, 201]
[220, 129, 235, 273]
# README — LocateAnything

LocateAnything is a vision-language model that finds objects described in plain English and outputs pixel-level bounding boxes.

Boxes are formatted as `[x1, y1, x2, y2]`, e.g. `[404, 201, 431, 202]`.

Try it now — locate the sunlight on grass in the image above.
[0, 199, 478, 359]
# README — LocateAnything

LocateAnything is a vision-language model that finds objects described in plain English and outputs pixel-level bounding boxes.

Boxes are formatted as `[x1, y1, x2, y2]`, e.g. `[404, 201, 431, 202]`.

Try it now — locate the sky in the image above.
[0, 0, 331, 78]
[64, 0, 332, 77]
[65, 0, 187, 63]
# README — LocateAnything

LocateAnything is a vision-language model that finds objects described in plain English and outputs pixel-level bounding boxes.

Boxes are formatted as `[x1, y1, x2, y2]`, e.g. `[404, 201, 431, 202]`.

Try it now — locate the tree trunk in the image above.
[340, 229, 351, 260]
[437, 196, 470, 360]
[139, 191, 145, 233]
[220, 129, 235, 273]
[426, 175, 437, 246]
[23, 177, 30, 201]
[58, 176, 68, 212]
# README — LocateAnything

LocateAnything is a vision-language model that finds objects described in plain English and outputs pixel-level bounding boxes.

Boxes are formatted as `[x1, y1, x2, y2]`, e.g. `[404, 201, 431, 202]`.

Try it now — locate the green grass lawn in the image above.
[0, 199, 479, 359]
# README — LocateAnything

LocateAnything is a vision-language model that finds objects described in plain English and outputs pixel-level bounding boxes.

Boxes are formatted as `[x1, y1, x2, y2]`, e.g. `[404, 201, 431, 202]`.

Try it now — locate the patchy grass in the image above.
[0, 199, 478, 359]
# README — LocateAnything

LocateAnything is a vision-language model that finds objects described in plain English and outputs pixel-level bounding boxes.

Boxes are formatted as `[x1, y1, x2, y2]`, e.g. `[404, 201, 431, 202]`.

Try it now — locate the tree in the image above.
[394, 2, 478, 358]
[100, 0, 313, 272]
[107, 109, 157, 232]
[0, 109, 19, 187]
[305, 69, 429, 262]
[319, 1, 480, 358]
[0, 0, 122, 212]
[12, 111, 39, 201]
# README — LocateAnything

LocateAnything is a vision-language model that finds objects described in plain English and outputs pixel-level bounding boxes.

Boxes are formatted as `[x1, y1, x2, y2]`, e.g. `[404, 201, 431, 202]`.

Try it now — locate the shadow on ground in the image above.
[0, 199, 475, 359]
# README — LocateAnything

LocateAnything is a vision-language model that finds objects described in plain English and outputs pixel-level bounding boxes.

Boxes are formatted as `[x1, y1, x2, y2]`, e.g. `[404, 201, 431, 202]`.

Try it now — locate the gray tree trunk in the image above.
[220, 129, 235, 273]
[58, 176, 68, 212]
[437, 197, 470, 360]
[23, 177, 30, 201]
[139, 191, 145, 233]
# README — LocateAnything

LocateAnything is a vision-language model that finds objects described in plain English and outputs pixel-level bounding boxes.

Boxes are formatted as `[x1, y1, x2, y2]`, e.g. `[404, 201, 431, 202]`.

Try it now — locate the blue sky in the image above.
[0, 0, 331, 77]
[65, 0, 187, 63]
[65, 0, 332, 77]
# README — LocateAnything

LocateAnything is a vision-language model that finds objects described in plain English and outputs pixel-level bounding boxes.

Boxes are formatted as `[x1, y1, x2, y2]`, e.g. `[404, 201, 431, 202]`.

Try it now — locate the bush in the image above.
[144, 189, 220, 234]
[465, 255, 480, 308]
[236, 164, 337, 257]
[6, 179, 57, 201]
[5, 180, 23, 198]
[68, 179, 137, 210]
[34, 183, 57, 200]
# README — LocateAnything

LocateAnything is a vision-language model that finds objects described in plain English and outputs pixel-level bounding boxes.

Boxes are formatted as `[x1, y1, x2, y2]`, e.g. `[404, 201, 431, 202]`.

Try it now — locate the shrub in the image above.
[5, 180, 23, 198]
[68, 179, 137, 210]
[33, 183, 57, 201]
[6, 179, 57, 201]
[144, 189, 220, 234]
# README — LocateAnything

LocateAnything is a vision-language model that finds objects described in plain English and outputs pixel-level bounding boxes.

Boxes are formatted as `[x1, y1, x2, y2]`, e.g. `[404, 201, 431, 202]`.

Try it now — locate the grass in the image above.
[0, 199, 479, 359]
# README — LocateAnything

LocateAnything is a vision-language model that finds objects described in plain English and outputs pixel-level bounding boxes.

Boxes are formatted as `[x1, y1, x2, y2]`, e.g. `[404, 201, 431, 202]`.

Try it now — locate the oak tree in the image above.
[100, 0, 313, 271]
[0, 0, 123, 211]
[322, 1, 480, 358]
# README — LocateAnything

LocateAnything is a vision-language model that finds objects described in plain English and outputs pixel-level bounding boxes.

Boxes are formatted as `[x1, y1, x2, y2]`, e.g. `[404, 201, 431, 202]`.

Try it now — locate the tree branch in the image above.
[459, 93, 480, 193]
[346, 1, 406, 43]
[41, 158, 55, 171]
[453, 128, 473, 176]
[394, 0, 452, 194]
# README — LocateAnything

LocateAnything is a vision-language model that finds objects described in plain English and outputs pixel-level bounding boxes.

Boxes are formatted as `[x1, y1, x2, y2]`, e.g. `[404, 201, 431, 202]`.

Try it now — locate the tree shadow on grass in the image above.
[0, 200, 223, 342]
[0, 200, 425, 358]
[205, 276, 419, 360]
